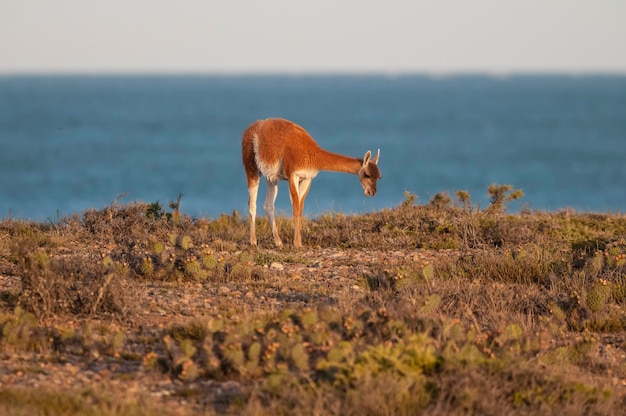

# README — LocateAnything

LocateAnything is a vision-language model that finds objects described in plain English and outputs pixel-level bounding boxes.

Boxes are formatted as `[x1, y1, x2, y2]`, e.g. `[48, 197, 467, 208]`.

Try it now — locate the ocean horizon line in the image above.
[2, 70, 626, 78]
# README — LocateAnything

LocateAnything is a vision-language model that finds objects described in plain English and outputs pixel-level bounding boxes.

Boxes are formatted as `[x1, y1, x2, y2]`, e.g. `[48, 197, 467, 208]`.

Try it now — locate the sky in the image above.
[1, 0, 625, 74]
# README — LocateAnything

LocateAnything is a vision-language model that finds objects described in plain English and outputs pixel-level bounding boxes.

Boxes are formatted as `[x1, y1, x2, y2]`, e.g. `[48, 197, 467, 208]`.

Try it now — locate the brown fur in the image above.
[242, 118, 381, 247]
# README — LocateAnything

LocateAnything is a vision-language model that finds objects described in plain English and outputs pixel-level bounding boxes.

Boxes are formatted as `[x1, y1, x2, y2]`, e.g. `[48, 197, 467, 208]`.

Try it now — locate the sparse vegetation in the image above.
[1, 187, 625, 415]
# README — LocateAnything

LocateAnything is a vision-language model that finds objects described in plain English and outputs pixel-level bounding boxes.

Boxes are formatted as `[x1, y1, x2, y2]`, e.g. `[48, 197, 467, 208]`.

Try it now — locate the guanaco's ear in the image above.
[372, 148, 380, 165]
[362, 150, 372, 167]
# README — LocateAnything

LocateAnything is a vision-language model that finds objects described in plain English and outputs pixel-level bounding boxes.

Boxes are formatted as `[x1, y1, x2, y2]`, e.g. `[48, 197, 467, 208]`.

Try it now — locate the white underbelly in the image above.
[293, 169, 319, 180]
[259, 161, 287, 182]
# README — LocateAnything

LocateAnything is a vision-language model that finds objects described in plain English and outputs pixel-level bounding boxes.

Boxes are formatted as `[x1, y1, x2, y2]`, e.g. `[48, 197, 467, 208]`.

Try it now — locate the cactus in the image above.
[419, 294, 441, 315]
[300, 309, 318, 328]
[343, 315, 364, 339]
[33, 251, 50, 269]
[153, 241, 164, 255]
[222, 342, 245, 373]
[180, 235, 193, 250]
[179, 338, 197, 359]
[184, 258, 205, 280]
[548, 301, 567, 322]
[248, 341, 262, 364]
[318, 305, 342, 326]
[202, 252, 217, 269]
[102, 255, 114, 268]
[141, 257, 154, 276]
[290, 343, 309, 371]
[421, 263, 435, 280]
[163, 334, 188, 368]
[201, 339, 222, 376]
[179, 359, 200, 381]
[307, 323, 331, 346]
[111, 330, 125, 356]
[263, 342, 281, 372]
[443, 319, 464, 343]
[586, 280, 611, 312]
[495, 323, 523, 346]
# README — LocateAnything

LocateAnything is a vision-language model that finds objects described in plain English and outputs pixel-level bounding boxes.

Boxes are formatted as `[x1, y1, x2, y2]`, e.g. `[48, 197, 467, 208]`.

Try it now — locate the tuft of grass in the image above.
[0, 386, 166, 416]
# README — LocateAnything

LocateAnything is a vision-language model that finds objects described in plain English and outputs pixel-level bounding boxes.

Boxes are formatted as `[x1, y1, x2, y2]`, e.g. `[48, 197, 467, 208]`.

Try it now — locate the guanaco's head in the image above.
[358, 149, 381, 196]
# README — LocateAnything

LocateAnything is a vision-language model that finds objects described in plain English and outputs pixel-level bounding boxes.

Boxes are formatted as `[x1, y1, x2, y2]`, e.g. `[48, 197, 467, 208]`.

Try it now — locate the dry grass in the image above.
[0, 386, 165, 416]
[0, 191, 625, 415]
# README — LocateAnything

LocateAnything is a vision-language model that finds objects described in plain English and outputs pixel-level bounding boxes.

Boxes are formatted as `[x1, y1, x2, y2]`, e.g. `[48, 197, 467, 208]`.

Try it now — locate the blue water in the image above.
[1, 75, 625, 221]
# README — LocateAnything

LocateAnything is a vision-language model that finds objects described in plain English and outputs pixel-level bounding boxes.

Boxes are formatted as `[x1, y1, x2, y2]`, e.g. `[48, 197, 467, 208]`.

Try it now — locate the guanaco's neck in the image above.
[315, 148, 362, 174]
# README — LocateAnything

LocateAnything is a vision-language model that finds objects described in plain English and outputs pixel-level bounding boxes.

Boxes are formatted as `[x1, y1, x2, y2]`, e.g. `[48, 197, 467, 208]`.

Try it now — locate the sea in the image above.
[1, 74, 625, 221]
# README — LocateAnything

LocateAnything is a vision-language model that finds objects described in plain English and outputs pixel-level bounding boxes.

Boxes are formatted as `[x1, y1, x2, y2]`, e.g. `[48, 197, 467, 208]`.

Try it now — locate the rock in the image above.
[270, 262, 284, 271]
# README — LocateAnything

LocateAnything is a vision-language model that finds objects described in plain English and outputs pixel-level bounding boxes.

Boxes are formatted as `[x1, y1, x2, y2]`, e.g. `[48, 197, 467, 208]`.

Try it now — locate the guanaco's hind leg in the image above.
[264, 179, 283, 247]
[289, 176, 312, 248]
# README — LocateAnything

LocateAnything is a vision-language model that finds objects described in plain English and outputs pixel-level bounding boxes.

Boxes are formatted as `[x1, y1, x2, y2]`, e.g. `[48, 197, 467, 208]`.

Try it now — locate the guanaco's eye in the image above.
[363, 173, 370, 179]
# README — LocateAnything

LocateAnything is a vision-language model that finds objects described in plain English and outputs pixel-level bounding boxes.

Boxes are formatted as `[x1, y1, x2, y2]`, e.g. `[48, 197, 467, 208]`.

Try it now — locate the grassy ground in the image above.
[1, 188, 625, 415]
